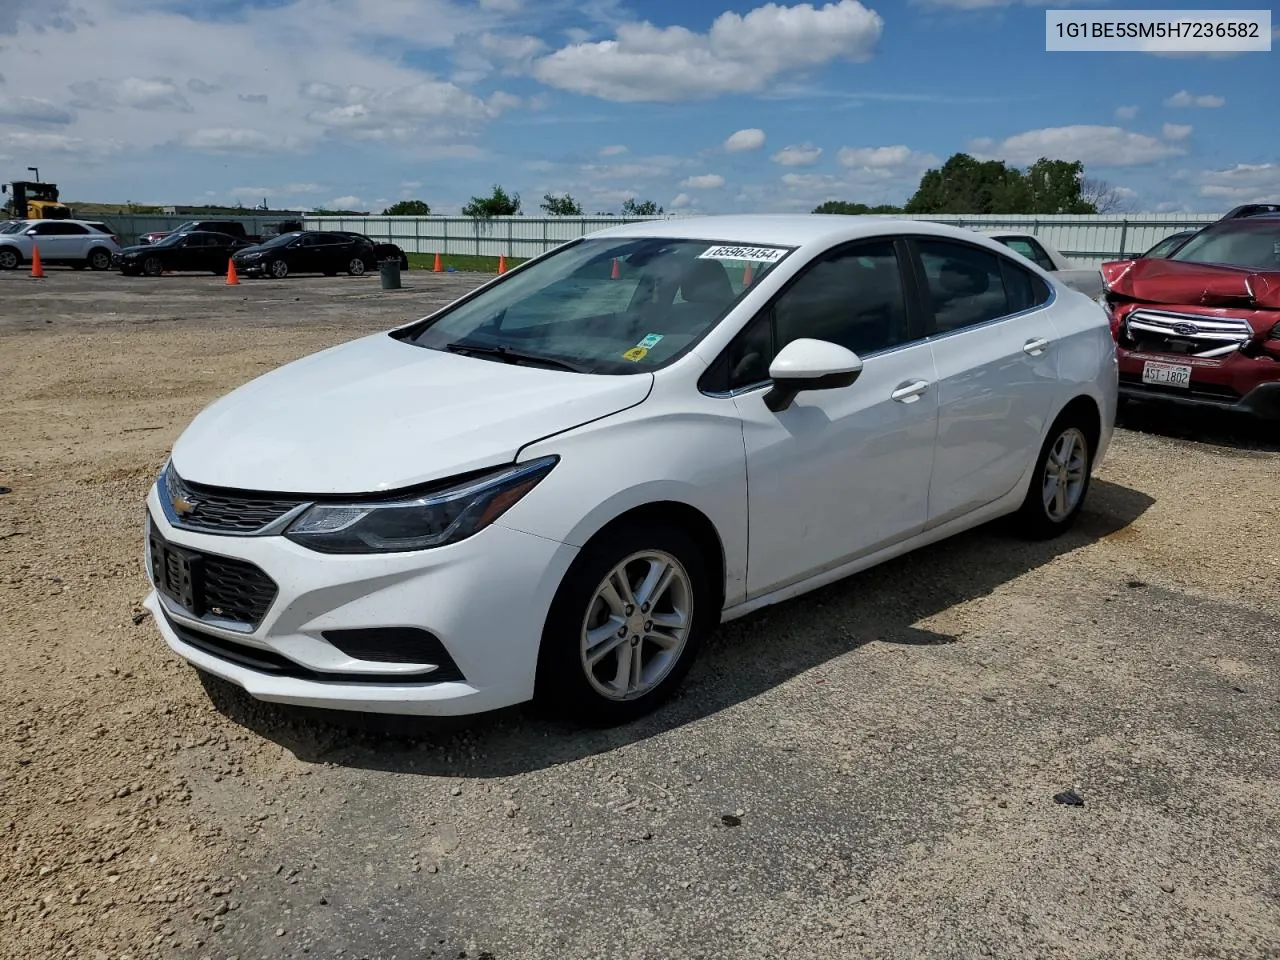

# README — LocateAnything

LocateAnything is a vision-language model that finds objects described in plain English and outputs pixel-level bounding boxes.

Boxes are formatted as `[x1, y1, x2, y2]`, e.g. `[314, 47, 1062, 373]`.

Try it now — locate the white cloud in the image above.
[186, 78, 218, 95]
[970, 125, 1184, 166]
[681, 173, 725, 189]
[0, 129, 123, 156]
[238, 92, 268, 104]
[1161, 123, 1192, 142]
[285, 182, 324, 193]
[1114, 105, 1138, 121]
[598, 144, 628, 156]
[399, 180, 423, 190]
[1164, 90, 1225, 108]
[532, 0, 883, 101]
[69, 76, 193, 112]
[670, 192, 692, 208]
[1196, 163, 1280, 204]
[328, 195, 365, 208]
[837, 145, 938, 169]
[179, 127, 301, 154]
[0, 95, 72, 125]
[724, 128, 766, 152]
[479, 0, 523, 9]
[230, 186, 274, 200]
[772, 143, 822, 166]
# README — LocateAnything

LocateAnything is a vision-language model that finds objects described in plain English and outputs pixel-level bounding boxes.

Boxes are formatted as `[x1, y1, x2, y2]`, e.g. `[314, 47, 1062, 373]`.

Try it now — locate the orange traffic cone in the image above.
[432, 252, 443, 273]
[742, 262, 754, 286]
[225, 258, 239, 285]
[498, 254, 507, 274]
[29, 245, 44, 279]
[610, 257, 620, 280]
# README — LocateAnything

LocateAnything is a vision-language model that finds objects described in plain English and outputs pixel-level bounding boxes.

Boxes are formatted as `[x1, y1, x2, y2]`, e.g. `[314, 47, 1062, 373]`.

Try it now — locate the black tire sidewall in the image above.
[535, 522, 714, 726]
[0, 249, 18, 270]
[143, 257, 163, 277]
[88, 249, 111, 270]
[1018, 411, 1093, 539]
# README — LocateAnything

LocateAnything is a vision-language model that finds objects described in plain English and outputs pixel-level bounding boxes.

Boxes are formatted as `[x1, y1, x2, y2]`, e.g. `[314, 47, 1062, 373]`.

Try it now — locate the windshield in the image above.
[260, 232, 301, 248]
[401, 236, 792, 374]
[152, 232, 185, 248]
[1170, 223, 1280, 271]
[2, 221, 26, 234]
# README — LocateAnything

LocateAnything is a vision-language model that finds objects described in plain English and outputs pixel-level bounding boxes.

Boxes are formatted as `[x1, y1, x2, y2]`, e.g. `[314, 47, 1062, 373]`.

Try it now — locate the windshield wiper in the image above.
[443, 341, 586, 373]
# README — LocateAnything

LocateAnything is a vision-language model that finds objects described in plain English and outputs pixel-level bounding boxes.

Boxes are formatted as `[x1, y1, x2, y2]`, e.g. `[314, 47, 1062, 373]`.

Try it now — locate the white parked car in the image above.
[983, 231, 1104, 299]
[0, 218, 122, 270]
[143, 215, 1118, 725]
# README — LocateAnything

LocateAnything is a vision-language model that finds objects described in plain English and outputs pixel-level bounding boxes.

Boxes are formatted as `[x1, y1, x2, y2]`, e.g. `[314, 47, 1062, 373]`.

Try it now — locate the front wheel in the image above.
[1015, 413, 1093, 539]
[536, 522, 712, 726]
[270, 259, 289, 279]
[87, 248, 112, 271]
[347, 258, 366, 276]
[0, 247, 19, 270]
[142, 256, 164, 277]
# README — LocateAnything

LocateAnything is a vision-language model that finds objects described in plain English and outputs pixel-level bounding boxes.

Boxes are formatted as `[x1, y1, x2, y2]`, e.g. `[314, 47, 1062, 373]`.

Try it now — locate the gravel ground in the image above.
[2, 271, 1278, 960]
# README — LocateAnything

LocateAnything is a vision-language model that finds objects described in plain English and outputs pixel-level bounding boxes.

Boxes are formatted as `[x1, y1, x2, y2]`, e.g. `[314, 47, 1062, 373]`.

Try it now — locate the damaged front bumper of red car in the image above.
[1099, 258, 1280, 420]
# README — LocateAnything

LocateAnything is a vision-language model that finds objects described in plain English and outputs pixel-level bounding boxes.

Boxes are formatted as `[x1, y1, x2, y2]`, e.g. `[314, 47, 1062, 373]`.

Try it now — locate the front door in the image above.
[728, 239, 940, 596]
[909, 237, 1061, 526]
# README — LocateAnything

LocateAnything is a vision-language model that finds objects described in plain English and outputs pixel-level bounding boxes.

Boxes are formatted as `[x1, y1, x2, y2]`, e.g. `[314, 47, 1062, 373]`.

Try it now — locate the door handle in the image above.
[890, 379, 930, 403]
[1022, 337, 1051, 356]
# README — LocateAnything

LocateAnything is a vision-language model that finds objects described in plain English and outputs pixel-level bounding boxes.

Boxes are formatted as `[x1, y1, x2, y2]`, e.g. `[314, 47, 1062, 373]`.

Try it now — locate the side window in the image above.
[1000, 258, 1052, 314]
[724, 241, 910, 390]
[917, 240, 1016, 334]
[998, 236, 1055, 272]
[33, 222, 70, 235]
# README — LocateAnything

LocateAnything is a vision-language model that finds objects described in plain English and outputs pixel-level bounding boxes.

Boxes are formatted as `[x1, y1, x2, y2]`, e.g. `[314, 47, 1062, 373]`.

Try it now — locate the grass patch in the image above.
[406, 253, 529, 274]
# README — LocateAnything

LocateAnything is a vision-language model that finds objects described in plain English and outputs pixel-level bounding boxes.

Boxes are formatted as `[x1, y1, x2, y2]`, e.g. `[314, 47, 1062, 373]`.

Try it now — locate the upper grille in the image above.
[1122, 310, 1253, 359]
[164, 467, 306, 535]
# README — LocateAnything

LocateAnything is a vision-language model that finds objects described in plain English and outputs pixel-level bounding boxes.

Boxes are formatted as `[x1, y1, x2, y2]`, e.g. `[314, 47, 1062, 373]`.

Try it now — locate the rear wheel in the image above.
[0, 247, 19, 270]
[535, 521, 712, 726]
[270, 259, 289, 279]
[1015, 411, 1093, 539]
[87, 248, 112, 271]
[347, 258, 366, 276]
[142, 256, 164, 277]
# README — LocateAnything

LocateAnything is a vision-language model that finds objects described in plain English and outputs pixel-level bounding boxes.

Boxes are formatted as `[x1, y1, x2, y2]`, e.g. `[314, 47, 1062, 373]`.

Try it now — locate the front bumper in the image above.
[143, 483, 579, 715]
[232, 259, 266, 276]
[1116, 348, 1280, 420]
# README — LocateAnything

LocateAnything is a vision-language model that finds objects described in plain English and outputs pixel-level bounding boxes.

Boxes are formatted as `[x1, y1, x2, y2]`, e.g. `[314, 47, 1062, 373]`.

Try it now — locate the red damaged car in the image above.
[1100, 213, 1280, 420]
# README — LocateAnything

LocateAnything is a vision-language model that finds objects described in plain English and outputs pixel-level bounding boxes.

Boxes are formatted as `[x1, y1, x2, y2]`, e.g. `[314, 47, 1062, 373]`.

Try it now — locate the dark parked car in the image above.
[115, 230, 252, 276]
[1132, 229, 1197, 260]
[231, 231, 376, 279]
[139, 219, 260, 245]
[330, 231, 409, 270]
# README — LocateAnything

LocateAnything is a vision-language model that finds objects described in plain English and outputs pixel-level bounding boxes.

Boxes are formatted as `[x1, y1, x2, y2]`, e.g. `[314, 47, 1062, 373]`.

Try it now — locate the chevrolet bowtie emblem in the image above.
[172, 494, 197, 516]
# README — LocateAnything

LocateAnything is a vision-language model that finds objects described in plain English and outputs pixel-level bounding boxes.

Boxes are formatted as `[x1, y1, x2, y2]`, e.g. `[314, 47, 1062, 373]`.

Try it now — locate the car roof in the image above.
[585, 214, 1000, 251]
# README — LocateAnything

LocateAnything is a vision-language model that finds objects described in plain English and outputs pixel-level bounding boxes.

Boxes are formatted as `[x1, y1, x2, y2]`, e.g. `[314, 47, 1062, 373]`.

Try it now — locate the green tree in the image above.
[904, 153, 1096, 215]
[462, 184, 521, 218]
[812, 200, 903, 215]
[382, 199, 432, 216]
[621, 198, 663, 216]
[539, 192, 583, 216]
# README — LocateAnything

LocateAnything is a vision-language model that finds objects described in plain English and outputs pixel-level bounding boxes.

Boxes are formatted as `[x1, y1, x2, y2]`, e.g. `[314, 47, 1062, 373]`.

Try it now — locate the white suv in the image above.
[0, 219, 122, 271]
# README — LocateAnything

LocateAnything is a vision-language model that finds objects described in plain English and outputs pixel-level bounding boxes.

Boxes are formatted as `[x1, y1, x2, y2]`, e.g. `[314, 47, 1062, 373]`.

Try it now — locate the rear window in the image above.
[1170, 222, 1280, 271]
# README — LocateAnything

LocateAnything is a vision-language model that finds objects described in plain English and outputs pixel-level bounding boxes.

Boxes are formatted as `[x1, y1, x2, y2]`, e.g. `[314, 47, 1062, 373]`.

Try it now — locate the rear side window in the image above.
[33, 222, 88, 235]
[997, 236, 1056, 272]
[917, 239, 1045, 334]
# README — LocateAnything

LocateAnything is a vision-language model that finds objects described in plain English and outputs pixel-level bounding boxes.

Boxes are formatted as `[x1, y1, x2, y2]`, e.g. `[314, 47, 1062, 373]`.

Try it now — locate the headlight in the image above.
[283, 456, 558, 554]
[240, 251, 262, 260]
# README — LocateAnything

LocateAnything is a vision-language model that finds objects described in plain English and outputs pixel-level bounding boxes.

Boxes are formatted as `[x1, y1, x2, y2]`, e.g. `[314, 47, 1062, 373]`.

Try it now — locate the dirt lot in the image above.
[2, 270, 1278, 960]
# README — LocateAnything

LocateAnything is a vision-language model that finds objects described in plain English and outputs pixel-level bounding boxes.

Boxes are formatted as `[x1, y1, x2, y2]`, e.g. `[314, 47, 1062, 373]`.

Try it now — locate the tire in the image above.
[535, 521, 713, 726]
[347, 258, 366, 276]
[87, 247, 112, 271]
[142, 256, 164, 278]
[1015, 409, 1094, 540]
[0, 247, 19, 270]
[270, 259, 288, 279]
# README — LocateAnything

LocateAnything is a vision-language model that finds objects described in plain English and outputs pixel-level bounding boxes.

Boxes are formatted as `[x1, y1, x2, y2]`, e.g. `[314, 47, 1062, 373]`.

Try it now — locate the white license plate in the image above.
[1142, 360, 1191, 388]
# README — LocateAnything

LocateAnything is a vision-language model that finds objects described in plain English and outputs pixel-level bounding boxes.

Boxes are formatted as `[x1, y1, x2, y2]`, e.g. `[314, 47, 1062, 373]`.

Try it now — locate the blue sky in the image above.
[0, 0, 1274, 214]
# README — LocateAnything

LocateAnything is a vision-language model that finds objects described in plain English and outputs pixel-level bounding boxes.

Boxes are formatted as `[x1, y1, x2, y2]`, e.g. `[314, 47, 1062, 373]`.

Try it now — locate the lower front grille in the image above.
[203, 555, 278, 626]
[165, 614, 462, 685]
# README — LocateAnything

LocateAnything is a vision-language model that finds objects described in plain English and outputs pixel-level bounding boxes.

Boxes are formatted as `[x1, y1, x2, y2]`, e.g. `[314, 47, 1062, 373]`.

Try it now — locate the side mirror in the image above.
[763, 338, 864, 413]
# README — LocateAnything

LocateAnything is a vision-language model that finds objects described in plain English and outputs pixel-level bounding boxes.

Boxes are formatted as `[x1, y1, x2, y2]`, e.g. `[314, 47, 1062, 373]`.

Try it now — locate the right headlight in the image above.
[283, 456, 558, 554]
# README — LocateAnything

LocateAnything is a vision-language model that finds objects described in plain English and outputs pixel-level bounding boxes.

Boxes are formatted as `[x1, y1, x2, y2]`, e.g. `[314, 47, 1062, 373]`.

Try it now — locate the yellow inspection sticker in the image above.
[622, 346, 649, 362]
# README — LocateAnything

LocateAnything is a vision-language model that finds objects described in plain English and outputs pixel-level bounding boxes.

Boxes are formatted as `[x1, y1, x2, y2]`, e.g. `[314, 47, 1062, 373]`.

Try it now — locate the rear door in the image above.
[907, 236, 1060, 528]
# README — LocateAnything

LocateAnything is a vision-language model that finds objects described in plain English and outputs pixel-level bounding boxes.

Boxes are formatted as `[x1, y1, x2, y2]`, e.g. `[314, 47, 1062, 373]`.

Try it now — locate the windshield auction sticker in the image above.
[698, 245, 788, 263]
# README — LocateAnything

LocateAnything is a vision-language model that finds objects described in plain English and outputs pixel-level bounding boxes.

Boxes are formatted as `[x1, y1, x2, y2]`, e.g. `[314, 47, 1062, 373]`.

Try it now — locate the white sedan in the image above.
[143, 215, 1118, 725]
[983, 231, 1105, 299]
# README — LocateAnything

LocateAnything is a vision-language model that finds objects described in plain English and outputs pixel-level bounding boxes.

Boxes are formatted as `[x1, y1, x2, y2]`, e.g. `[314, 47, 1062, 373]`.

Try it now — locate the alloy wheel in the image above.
[1041, 426, 1088, 522]
[579, 550, 693, 702]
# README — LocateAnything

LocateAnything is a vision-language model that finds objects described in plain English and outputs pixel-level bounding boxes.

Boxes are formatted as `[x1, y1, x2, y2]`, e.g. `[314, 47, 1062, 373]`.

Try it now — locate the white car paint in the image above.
[983, 231, 1105, 299]
[144, 214, 1118, 719]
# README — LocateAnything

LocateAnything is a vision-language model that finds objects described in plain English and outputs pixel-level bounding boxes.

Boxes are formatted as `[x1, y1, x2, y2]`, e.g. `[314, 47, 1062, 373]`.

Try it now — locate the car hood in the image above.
[1101, 258, 1280, 309]
[169, 332, 654, 494]
[232, 243, 274, 257]
[119, 244, 156, 255]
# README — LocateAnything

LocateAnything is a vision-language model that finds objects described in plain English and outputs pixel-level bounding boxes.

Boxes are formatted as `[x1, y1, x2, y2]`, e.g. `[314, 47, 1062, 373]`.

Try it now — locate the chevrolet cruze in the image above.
[144, 215, 1118, 725]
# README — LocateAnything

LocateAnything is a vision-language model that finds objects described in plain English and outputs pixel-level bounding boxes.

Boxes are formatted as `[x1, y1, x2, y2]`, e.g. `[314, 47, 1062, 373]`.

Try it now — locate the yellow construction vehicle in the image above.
[2, 177, 72, 219]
